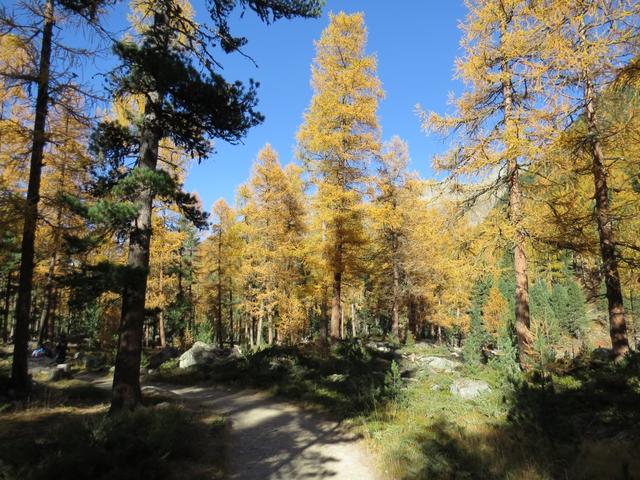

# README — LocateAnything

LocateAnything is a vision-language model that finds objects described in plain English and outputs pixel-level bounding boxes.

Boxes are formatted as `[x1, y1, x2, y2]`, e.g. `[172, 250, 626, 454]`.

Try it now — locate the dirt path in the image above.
[84, 375, 379, 480]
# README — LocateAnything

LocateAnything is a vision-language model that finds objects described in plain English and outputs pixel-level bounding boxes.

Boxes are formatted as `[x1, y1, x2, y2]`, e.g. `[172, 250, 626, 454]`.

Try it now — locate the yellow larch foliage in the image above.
[297, 11, 383, 338]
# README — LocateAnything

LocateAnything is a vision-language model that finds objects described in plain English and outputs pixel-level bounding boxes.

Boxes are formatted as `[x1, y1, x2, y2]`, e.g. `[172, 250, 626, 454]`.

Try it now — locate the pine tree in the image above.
[90, 0, 321, 411]
[297, 12, 383, 340]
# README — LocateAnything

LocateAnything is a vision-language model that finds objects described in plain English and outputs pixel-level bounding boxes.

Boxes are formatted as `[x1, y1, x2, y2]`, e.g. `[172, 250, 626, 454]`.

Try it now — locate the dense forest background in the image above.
[1, 0, 639, 411]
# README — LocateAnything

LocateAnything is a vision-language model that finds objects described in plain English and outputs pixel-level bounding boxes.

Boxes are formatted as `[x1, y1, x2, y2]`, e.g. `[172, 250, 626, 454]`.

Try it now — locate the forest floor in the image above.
[85, 372, 380, 479]
[4, 340, 640, 479]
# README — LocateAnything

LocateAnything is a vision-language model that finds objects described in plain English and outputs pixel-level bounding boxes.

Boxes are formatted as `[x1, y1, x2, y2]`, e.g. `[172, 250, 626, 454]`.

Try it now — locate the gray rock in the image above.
[84, 352, 108, 371]
[366, 342, 391, 353]
[423, 356, 459, 373]
[229, 345, 243, 359]
[47, 364, 72, 382]
[450, 378, 491, 399]
[430, 384, 441, 391]
[178, 341, 217, 368]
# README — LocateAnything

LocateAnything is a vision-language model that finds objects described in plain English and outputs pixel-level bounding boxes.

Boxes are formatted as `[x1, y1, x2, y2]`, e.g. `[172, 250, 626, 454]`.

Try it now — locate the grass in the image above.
[0, 371, 226, 480]
[363, 349, 640, 480]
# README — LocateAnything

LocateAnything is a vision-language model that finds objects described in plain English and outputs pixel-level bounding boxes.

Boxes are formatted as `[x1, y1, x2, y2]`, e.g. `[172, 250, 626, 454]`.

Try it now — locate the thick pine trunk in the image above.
[110, 95, 160, 412]
[584, 78, 629, 360]
[11, 0, 54, 393]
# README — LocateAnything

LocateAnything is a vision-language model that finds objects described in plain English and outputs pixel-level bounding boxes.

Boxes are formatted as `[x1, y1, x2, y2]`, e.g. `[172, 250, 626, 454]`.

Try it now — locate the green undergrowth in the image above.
[365, 350, 640, 480]
[149, 340, 397, 419]
[0, 378, 225, 480]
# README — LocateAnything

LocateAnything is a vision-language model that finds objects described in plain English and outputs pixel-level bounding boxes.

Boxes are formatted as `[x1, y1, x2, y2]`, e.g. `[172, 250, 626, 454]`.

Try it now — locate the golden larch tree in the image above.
[297, 11, 383, 340]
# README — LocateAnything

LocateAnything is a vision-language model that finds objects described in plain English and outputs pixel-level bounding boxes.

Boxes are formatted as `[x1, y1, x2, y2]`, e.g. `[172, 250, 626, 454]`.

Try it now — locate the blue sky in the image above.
[180, 1, 468, 211]
[75, 1, 468, 211]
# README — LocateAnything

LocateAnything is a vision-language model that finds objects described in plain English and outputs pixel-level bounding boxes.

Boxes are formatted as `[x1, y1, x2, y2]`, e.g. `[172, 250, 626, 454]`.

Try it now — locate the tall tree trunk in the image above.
[216, 229, 223, 349]
[320, 289, 329, 340]
[502, 56, 533, 369]
[340, 307, 344, 339]
[256, 310, 263, 346]
[391, 249, 400, 338]
[2, 272, 13, 343]
[330, 235, 343, 340]
[351, 302, 356, 338]
[408, 295, 417, 338]
[49, 289, 58, 341]
[11, 0, 54, 393]
[228, 286, 234, 347]
[110, 93, 161, 412]
[584, 77, 629, 360]
[268, 314, 274, 345]
[158, 256, 166, 348]
[331, 271, 342, 339]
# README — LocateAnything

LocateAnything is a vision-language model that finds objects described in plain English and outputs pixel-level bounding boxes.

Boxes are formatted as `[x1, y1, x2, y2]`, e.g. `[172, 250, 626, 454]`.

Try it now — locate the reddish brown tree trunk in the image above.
[502, 55, 533, 369]
[11, 0, 54, 393]
[585, 77, 629, 360]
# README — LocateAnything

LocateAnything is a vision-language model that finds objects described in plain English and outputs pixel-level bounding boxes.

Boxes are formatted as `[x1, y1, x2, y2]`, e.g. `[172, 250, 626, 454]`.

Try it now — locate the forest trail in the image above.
[86, 376, 380, 480]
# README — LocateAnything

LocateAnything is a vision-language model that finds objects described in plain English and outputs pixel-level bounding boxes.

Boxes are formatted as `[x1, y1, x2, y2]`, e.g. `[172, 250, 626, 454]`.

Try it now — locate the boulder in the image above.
[229, 345, 243, 359]
[83, 352, 108, 371]
[47, 364, 72, 382]
[423, 356, 459, 373]
[148, 347, 179, 369]
[366, 342, 391, 353]
[178, 341, 217, 368]
[450, 378, 491, 399]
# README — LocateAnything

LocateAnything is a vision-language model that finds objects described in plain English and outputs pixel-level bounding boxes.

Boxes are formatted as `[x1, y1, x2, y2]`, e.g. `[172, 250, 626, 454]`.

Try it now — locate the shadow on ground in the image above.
[386, 355, 640, 480]
[169, 384, 377, 480]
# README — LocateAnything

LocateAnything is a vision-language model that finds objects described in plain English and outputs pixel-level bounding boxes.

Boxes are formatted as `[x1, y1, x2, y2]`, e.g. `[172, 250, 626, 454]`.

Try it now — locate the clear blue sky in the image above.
[180, 1, 468, 211]
[76, 1, 467, 211]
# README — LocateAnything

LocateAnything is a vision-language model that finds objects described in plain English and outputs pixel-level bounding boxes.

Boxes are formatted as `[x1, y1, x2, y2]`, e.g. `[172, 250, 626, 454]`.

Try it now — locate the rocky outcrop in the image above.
[450, 378, 491, 399]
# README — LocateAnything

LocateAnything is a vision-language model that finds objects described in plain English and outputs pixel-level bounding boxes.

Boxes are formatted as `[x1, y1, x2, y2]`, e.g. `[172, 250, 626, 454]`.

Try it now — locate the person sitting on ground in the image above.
[54, 336, 68, 364]
[32, 344, 46, 358]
